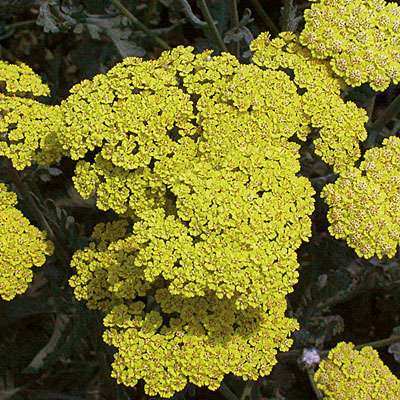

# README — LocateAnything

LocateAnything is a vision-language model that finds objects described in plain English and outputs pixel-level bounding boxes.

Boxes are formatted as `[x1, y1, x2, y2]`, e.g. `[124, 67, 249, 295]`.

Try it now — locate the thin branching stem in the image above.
[198, 0, 228, 53]
[250, 0, 279, 36]
[366, 92, 400, 148]
[219, 382, 239, 400]
[228, 0, 241, 58]
[306, 367, 324, 400]
[109, 0, 170, 50]
[370, 92, 400, 133]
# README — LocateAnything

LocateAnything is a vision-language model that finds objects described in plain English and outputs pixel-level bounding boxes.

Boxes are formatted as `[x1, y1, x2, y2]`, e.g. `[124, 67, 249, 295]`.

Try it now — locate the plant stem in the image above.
[228, 0, 241, 58]
[306, 367, 324, 400]
[109, 0, 170, 50]
[198, 0, 228, 53]
[364, 95, 376, 120]
[370, 92, 400, 133]
[319, 335, 400, 357]
[219, 382, 239, 400]
[250, 0, 279, 36]
[229, 0, 240, 27]
[366, 92, 400, 148]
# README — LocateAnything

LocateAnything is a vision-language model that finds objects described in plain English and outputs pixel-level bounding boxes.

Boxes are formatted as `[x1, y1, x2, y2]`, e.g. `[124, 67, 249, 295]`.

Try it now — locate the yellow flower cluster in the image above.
[102, 293, 296, 398]
[0, 184, 54, 301]
[0, 60, 50, 97]
[68, 46, 316, 397]
[322, 136, 400, 259]
[250, 32, 368, 172]
[300, 0, 400, 91]
[314, 342, 400, 400]
[0, 61, 67, 169]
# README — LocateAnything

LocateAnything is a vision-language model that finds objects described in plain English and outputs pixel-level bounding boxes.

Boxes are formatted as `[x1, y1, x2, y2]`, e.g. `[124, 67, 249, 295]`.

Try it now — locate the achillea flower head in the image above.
[314, 342, 400, 400]
[68, 47, 316, 310]
[300, 0, 400, 91]
[102, 293, 297, 398]
[0, 60, 49, 97]
[250, 32, 368, 173]
[0, 184, 54, 300]
[322, 136, 400, 259]
[0, 61, 67, 170]
[68, 46, 317, 396]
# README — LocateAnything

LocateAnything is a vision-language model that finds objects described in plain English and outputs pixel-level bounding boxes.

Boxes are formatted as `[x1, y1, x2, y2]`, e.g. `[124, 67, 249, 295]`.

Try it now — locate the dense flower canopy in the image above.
[250, 31, 369, 173]
[1, 0, 400, 395]
[67, 46, 316, 396]
[0, 184, 53, 300]
[314, 342, 400, 400]
[300, 0, 400, 91]
[0, 61, 67, 169]
[322, 136, 400, 259]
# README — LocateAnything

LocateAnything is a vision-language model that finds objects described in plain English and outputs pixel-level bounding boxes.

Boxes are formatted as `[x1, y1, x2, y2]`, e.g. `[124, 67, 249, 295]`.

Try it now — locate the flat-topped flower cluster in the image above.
[0, 183, 53, 300]
[315, 342, 400, 400]
[0, 0, 399, 397]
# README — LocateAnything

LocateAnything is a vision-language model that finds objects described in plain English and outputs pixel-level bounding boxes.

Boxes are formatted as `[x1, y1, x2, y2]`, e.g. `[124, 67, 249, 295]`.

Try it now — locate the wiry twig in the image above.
[198, 0, 228, 53]
[109, 0, 170, 50]
[250, 0, 279, 36]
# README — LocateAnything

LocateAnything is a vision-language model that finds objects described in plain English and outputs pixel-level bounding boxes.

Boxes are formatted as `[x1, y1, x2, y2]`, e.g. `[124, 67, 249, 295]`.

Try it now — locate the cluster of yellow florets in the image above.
[314, 342, 400, 400]
[300, 0, 400, 91]
[249, 31, 368, 173]
[0, 60, 50, 97]
[0, 61, 68, 169]
[67, 46, 316, 397]
[102, 294, 296, 397]
[0, 183, 54, 301]
[322, 136, 400, 259]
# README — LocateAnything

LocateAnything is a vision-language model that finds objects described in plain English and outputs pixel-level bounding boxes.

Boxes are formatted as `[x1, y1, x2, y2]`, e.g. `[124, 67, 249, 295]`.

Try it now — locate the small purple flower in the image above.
[302, 348, 321, 366]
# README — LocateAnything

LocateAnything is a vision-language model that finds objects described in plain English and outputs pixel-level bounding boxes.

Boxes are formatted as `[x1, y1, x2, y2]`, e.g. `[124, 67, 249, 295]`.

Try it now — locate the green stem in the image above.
[228, 0, 241, 58]
[366, 92, 400, 149]
[5, 20, 36, 30]
[109, 0, 170, 50]
[5, 159, 70, 271]
[306, 367, 324, 400]
[229, 0, 240, 27]
[198, 0, 228, 53]
[364, 95, 376, 120]
[370, 92, 400, 133]
[219, 382, 239, 400]
[319, 335, 400, 358]
[250, 0, 279, 36]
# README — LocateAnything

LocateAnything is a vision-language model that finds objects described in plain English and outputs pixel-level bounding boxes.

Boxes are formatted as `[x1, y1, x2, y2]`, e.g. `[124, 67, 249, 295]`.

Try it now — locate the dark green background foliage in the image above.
[0, 1, 399, 399]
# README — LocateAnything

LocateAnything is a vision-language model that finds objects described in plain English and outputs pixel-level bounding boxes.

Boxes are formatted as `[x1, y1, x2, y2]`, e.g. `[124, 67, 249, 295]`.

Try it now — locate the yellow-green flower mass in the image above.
[67, 46, 316, 396]
[102, 293, 297, 398]
[0, 61, 68, 170]
[250, 32, 368, 173]
[0, 183, 54, 301]
[0, 96, 67, 169]
[314, 342, 400, 400]
[322, 136, 400, 259]
[0, 60, 50, 97]
[300, 0, 400, 91]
